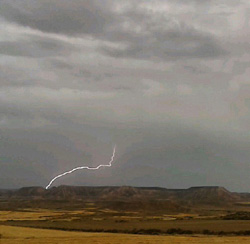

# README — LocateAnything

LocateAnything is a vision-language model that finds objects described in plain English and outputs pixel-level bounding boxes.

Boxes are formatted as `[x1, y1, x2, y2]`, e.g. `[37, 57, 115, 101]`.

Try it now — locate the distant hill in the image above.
[1, 185, 249, 208]
[177, 186, 242, 204]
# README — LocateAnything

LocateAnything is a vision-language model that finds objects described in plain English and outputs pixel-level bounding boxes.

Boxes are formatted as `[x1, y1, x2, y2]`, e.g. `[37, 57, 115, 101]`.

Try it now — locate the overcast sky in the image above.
[0, 0, 250, 191]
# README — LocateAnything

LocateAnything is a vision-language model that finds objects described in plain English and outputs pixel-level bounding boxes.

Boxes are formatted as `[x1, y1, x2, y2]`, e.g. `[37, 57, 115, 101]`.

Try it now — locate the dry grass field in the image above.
[1, 225, 250, 244]
[1, 208, 250, 235]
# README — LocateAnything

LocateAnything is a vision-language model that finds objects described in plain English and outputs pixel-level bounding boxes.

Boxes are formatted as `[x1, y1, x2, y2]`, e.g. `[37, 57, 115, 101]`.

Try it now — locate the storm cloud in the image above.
[0, 0, 249, 191]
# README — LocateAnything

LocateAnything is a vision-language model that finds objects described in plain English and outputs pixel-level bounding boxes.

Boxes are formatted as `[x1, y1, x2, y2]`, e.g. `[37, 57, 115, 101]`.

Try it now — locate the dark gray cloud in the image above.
[0, 0, 114, 35]
[0, 0, 249, 191]
[0, 0, 228, 61]
[101, 27, 227, 60]
[0, 37, 74, 58]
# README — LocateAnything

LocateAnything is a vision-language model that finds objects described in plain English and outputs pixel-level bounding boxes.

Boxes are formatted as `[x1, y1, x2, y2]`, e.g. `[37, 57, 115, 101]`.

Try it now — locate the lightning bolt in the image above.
[45, 145, 116, 190]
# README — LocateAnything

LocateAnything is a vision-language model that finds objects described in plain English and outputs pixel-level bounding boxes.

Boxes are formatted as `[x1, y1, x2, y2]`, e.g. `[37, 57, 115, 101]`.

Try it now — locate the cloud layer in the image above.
[0, 0, 249, 191]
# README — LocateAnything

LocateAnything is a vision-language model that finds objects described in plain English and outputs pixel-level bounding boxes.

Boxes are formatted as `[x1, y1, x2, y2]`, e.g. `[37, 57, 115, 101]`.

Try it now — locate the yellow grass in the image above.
[1, 225, 250, 244]
[0, 210, 60, 221]
[0, 209, 95, 221]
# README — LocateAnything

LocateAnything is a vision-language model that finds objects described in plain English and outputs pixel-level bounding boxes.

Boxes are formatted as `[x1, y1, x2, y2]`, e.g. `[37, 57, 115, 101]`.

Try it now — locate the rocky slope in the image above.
[1, 185, 249, 206]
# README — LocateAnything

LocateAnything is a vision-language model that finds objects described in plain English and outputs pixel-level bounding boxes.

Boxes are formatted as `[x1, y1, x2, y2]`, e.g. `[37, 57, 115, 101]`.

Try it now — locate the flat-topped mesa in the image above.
[188, 186, 227, 190]
[183, 186, 241, 203]
[188, 186, 230, 195]
[188, 186, 230, 194]
[1, 185, 249, 205]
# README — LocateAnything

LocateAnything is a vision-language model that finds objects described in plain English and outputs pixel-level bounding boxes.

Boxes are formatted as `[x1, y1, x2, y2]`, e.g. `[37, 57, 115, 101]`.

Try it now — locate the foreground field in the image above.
[1, 225, 250, 244]
[0, 207, 250, 236]
[1, 209, 250, 235]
